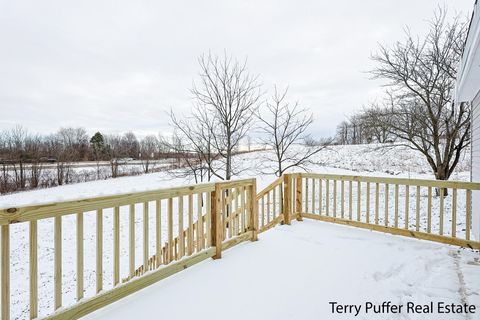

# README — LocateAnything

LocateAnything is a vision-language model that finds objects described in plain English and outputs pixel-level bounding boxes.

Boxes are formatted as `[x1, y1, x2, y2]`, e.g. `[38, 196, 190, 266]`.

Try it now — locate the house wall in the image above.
[456, 0, 480, 241]
[472, 90, 480, 240]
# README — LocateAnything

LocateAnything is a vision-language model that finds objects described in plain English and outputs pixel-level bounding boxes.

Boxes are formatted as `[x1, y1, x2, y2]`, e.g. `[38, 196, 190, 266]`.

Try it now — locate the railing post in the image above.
[1, 224, 9, 320]
[295, 175, 303, 221]
[249, 179, 258, 241]
[211, 183, 222, 259]
[283, 174, 291, 225]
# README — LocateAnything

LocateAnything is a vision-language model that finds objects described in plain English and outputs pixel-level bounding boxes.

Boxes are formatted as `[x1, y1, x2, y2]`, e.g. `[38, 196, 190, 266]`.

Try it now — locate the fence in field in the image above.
[0, 178, 257, 320]
[0, 172, 479, 319]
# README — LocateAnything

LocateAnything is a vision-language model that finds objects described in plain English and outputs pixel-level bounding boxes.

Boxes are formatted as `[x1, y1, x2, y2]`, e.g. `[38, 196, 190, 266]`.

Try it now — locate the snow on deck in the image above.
[83, 220, 480, 320]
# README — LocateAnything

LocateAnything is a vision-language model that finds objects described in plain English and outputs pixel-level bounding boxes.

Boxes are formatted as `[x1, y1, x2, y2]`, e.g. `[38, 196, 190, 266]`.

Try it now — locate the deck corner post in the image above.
[283, 174, 292, 225]
[248, 179, 259, 241]
[295, 174, 303, 221]
[211, 183, 222, 259]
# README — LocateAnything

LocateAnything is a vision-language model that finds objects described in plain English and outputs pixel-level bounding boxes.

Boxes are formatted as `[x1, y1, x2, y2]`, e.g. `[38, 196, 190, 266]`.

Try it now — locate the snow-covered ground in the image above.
[83, 220, 480, 320]
[0, 144, 478, 319]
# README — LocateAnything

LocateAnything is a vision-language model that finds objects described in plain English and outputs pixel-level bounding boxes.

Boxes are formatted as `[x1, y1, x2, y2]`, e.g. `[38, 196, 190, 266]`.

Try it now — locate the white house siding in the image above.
[456, 1, 480, 241]
[472, 90, 480, 240]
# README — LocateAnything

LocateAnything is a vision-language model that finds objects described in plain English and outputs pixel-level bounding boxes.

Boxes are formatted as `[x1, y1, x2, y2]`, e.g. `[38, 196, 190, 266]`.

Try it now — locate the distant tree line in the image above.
[334, 105, 396, 145]
[0, 126, 181, 194]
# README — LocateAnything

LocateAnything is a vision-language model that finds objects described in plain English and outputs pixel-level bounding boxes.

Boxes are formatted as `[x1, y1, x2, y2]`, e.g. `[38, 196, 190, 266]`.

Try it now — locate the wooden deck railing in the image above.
[255, 173, 480, 249]
[0, 178, 257, 320]
[1, 173, 479, 319]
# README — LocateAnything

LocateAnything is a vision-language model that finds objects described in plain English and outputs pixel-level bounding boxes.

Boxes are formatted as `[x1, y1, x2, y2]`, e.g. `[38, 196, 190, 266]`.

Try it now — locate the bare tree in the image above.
[25, 134, 44, 188]
[170, 105, 219, 182]
[164, 131, 209, 183]
[361, 104, 395, 143]
[191, 52, 262, 180]
[370, 7, 469, 192]
[104, 134, 124, 178]
[140, 135, 158, 173]
[7, 126, 29, 190]
[48, 127, 89, 185]
[121, 132, 140, 159]
[257, 87, 330, 177]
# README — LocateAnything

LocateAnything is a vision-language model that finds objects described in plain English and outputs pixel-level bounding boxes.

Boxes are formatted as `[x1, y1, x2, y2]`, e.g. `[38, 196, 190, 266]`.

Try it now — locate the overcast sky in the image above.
[0, 0, 474, 138]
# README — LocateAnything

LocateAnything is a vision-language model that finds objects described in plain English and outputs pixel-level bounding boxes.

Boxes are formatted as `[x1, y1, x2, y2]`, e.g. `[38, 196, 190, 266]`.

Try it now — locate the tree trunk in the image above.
[434, 167, 449, 197]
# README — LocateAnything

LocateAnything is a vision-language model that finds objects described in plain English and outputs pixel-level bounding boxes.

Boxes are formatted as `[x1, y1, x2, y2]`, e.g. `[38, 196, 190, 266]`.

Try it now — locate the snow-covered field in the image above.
[0, 144, 478, 319]
[84, 220, 480, 320]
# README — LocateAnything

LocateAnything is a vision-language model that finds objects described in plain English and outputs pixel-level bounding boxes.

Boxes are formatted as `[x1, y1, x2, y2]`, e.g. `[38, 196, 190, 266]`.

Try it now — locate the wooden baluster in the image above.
[333, 180, 337, 218]
[349, 181, 353, 220]
[234, 188, 238, 235]
[452, 188, 457, 238]
[222, 190, 227, 240]
[439, 188, 444, 235]
[404, 185, 409, 229]
[326, 179, 330, 216]
[267, 190, 271, 224]
[295, 177, 303, 221]
[366, 182, 370, 224]
[261, 196, 265, 228]
[416, 186, 420, 232]
[236, 190, 241, 235]
[305, 178, 309, 214]
[54, 216, 62, 309]
[341, 180, 344, 219]
[156, 199, 162, 267]
[427, 187, 432, 233]
[311, 178, 316, 214]
[212, 185, 222, 259]
[283, 174, 291, 225]
[197, 193, 203, 250]
[384, 184, 389, 227]
[129, 204, 135, 277]
[319, 178, 323, 215]
[249, 179, 258, 241]
[114, 206, 120, 286]
[30, 220, 38, 319]
[168, 198, 173, 262]
[230, 188, 235, 237]
[188, 193, 194, 255]
[232, 189, 237, 236]
[192, 222, 197, 253]
[375, 183, 379, 224]
[77, 212, 84, 301]
[178, 196, 184, 258]
[357, 181, 361, 222]
[206, 192, 212, 247]
[466, 190, 471, 241]
[1, 225, 9, 320]
[174, 238, 178, 260]
[96, 209, 103, 293]
[143, 202, 149, 267]
[394, 184, 399, 228]
[241, 187, 246, 232]
[273, 186, 277, 219]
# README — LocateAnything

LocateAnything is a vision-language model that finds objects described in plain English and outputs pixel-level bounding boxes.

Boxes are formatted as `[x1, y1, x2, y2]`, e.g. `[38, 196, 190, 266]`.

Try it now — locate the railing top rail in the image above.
[256, 176, 283, 200]
[0, 178, 255, 226]
[298, 172, 480, 190]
